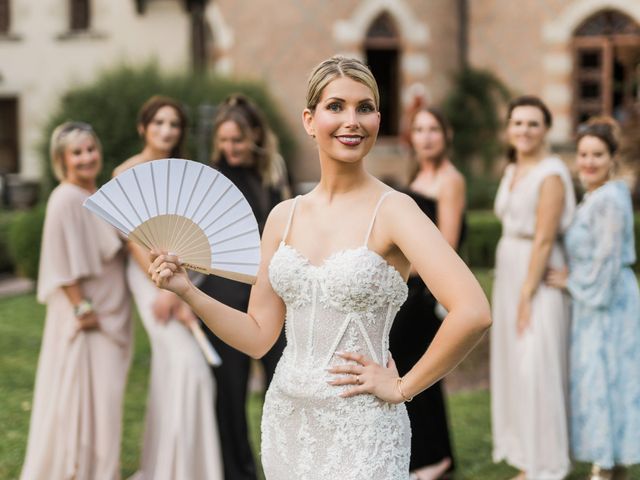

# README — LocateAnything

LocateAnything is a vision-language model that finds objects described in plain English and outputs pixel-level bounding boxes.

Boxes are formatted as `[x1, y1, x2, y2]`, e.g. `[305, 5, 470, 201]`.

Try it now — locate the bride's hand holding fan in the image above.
[149, 251, 192, 297]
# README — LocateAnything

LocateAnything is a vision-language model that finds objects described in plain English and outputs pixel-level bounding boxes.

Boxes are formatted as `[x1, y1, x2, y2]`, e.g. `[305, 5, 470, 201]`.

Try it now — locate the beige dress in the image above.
[21, 183, 132, 480]
[490, 157, 575, 479]
[127, 256, 223, 480]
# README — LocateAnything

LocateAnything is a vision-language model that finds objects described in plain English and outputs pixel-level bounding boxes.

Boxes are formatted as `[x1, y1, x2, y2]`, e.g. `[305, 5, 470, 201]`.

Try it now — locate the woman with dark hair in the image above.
[491, 95, 576, 480]
[115, 96, 223, 480]
[389, 103, 465, 480]
[21, 122, 132, 479]
[546, 118, 640, 480]
[198, 93, 291, 480]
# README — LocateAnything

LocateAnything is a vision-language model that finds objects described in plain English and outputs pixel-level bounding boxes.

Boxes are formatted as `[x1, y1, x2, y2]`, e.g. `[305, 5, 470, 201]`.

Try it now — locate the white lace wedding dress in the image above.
[263, 192, 411, 480]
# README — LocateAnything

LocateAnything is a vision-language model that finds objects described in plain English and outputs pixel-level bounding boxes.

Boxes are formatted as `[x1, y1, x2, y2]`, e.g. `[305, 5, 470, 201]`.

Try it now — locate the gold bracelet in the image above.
[396, 377, 413, 402]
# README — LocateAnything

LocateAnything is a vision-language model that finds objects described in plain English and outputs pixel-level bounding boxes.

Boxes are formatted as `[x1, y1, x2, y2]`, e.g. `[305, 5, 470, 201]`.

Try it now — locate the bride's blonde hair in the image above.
[306, 56, 380, 112]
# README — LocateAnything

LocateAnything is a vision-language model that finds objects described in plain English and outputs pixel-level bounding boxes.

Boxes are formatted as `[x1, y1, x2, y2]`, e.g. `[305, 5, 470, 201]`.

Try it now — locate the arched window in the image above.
[572, 9, 640, 127]
[365, 13, 401, 137]
[0, 0, 10, 34]
[70, 0, 90, 31]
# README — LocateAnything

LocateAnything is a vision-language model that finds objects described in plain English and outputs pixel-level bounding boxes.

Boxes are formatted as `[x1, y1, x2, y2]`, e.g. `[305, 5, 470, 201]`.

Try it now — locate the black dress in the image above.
[199, 159, 287, 480]
[389, 190, 466, 474]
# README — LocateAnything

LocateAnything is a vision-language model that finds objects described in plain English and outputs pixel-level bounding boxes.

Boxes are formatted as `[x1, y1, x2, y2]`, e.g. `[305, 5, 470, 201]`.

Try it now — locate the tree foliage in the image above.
[443, 67, 511, 172]
[39, 63, 296, 193]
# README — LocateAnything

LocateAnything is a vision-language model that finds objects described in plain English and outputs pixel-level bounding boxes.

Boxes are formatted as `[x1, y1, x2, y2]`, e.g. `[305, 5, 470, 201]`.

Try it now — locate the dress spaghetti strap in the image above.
[282, 195, 301, 244]
[363, 191, 394, 247]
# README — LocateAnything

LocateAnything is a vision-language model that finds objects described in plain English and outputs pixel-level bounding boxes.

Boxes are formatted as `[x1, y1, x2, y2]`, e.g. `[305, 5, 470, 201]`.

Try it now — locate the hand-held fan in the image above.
[83, 158, 261, 284]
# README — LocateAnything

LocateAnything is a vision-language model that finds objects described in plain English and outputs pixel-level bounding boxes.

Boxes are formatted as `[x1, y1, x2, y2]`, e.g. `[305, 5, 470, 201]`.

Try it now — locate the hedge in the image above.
[0, 210, 17, 273]
[462, 211, 640, 273]
[461, 211, 502, 268]
[39, 63, 296, 194]
[7, 205, 45, 280]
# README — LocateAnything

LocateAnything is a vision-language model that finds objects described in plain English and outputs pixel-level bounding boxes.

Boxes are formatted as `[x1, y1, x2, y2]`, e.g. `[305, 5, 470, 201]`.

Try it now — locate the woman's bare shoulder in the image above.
[264, 197, 298, 234]
[113, 154, 145, 178]
[440, 162, 465, 187]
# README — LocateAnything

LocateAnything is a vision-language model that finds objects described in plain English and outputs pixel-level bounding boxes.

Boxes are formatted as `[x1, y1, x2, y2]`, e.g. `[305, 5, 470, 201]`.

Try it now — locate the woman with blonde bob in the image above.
[21, 122, 132, 479]
[149, 56, 491, 479]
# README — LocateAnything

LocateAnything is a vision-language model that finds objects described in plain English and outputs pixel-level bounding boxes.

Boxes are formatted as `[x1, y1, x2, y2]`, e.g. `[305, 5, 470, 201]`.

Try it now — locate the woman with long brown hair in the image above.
[199, 93, 290, 480]
[116, 96, 223, 480]
[389, 103, 465, 480]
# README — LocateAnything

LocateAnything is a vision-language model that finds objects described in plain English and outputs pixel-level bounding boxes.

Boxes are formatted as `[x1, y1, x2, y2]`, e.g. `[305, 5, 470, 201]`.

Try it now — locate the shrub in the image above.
[0, 209, 17, 273]
[464, 212, 640, 273]
[7, 205, 45, 280]
[635, 214, 640, 273]
[39, 63, 296, 194]
[466, 175, 500, 211]
[443, 68, 511, 173]
[462, 211, 502, 268]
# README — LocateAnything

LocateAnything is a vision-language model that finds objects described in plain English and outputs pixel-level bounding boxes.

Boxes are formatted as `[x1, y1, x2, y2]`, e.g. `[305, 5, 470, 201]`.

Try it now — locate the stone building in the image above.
[1, 0, 639, 192]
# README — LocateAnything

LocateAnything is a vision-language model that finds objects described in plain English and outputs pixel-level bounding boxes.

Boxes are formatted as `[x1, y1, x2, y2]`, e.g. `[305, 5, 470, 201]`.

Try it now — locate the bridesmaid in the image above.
[115, 96, 223, 480]
[21, 122, 132, 479]
[546, 118, 640, 480]
[199, 93, 291, 480]
[389, 104, 465, 480]
[490, 96, 575, 480]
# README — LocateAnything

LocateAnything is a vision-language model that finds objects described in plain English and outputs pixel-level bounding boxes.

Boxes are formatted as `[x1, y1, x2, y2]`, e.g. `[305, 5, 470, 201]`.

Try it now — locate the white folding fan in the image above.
[83, 158, 261, 284]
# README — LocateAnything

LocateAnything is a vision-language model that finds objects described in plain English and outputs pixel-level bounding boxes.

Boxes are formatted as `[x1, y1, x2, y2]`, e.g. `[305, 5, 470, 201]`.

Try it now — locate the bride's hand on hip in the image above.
[327, 351, 404, 404]
[149, 251, 192, 297]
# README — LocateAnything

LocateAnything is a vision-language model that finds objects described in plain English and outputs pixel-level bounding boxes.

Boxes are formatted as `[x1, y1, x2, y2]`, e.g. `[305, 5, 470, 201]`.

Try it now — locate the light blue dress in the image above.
[565, 180, 640, 468]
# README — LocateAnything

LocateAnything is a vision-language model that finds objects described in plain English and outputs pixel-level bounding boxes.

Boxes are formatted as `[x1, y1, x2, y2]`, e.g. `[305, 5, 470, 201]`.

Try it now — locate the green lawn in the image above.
[1, 276, 638, 479]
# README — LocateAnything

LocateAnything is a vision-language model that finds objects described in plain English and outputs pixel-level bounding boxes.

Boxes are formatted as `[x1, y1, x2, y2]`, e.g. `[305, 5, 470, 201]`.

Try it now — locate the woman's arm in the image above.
[129, 241, 180, 323]
[61, 283, 99, 330]
[332, 193, 491, 403]
[547, 194, 625, 308]
[389, 194, 491, 399]
[517, 175, 565, 334]
[150, 201, 291, 358]
[437, 172, 466, 248]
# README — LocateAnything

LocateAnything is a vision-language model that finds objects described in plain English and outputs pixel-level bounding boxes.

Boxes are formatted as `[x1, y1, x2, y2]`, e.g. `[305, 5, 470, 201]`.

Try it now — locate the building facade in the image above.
[1, 0, 638, 189]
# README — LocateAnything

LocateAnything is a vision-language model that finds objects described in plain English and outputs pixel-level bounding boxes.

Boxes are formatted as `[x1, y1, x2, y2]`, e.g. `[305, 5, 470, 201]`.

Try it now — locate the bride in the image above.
[149, 56, 491, 479]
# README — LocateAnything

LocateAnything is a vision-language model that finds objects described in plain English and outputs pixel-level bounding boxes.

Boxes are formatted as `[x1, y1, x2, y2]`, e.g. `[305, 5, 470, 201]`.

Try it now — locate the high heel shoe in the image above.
[590, 464, 614, 480]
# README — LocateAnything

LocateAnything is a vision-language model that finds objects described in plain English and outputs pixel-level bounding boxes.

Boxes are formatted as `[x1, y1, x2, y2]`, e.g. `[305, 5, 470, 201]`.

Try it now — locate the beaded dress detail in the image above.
[262, 192, 411, 479]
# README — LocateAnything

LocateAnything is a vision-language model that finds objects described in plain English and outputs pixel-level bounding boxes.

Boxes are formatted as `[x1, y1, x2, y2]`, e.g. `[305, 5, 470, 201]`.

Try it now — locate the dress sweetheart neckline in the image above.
[276, 241, 407, 285]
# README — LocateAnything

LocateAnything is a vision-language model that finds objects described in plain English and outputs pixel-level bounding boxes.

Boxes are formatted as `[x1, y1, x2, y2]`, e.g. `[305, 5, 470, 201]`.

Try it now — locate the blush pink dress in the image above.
[21, 183, 132, 480]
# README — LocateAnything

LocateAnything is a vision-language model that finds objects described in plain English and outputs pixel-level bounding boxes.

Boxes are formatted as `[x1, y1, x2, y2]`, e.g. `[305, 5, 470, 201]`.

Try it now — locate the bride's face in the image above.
[303, 77, 380, 164]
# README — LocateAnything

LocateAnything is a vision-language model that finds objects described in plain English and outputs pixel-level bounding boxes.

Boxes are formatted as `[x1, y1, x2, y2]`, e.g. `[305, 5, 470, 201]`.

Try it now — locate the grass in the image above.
[1, 272, 639, 479]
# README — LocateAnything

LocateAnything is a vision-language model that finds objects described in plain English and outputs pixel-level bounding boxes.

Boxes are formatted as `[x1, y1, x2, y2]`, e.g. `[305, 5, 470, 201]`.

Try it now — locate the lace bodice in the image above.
[269, 242, 407, 368]
[261, 192, 411, 480]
